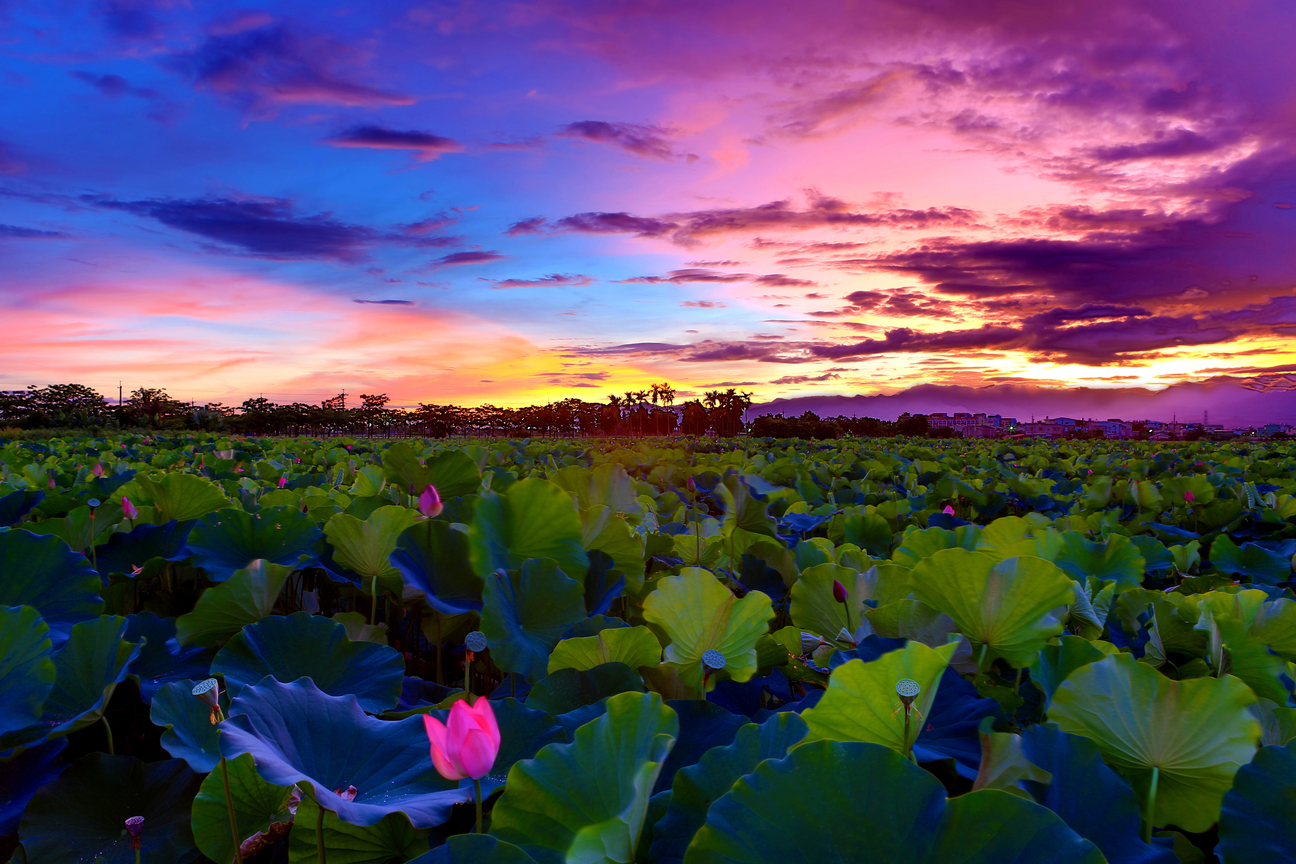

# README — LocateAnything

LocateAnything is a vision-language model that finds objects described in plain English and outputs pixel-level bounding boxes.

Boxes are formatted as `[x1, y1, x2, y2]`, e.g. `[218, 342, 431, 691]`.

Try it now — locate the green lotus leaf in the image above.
[581, 505, 646, 588]
[289, 784, 429, 864]
[976, 515, 1064, 562]
[1161, 476, 1216, 507]
[972, 718, 1051, 797]
[413, 834, 538, 864]
[1211, 536, 1292, 585]
[186, 506, 321, 582]
[324, 506, 421, 596]
[682, 740, 1103, 864]
[0, 529, 103, 644]
[350, 464, 388, 498]
[1054, 532, 1146, 590]
[382, 443, 481, 499]
[790, 563, 870, 642]
[333, 610, 391, 644]
[802, 640, 958, 754]
[175, 560, 292, 647]
[891, 524, 979, 567]
[642, 568, 774, 695]
[1253, 597, 1296, 662]
[526, 662, 646, 715]
[481, 558, 588, 682]
[212, 611, 405, 712]
[490, 691, 679, 864]
[19, 753, 202, 864]
[1030, 635, 1109, 704]
[864, 598, 957, 646]
[548, 626, 662, 674]
[470, 478, 589, 579]
[715, 475, 779, 540]
[1051, 652, 1260, 833]
[1251, 697, 1296, 747]
[391, 519, 485, 616]
[0, 605, 56, 734]
[1126, 479, 1164, 512]
[191, 752, 295, 864]
[151, 679, 221, 772]
[911, 549, 1075, 669]
[115, 471, 230, 523]
[1217, 742, 1296, 864]
[553, 463, 644, 521]
[651, 713, 808, 864]
[841, 511, 892, 558]
[1190, 604, 1292, 705]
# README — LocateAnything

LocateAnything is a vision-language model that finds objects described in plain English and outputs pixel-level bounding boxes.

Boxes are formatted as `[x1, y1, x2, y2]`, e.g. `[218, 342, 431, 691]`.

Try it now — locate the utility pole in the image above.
[118, 381, 122, 406]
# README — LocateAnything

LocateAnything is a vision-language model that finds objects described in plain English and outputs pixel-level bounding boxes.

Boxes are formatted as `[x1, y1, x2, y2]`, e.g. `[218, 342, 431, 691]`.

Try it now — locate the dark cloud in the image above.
[553, 212, 680, 237]
[753, 273, 816, 287]
[503, 217, 547, 236]
[70, 71, 133, 97]
[0, 224, 69, 240]
[353, 299, 414, 305]
[557, 121, 688, 160]
[95, 0, 165, 41]
[771, 372, 841, 384]
[429, 250, 506, 267]
[1088, 128, 1231, 163]
[487, 273, 595, 289]
[616, 268, 816, 286]
[323, 126, 464, 161]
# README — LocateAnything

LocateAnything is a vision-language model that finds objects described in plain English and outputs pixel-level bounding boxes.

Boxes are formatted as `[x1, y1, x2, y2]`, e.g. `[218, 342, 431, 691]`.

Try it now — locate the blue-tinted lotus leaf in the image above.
[150, 679, 220, 772]
[114, 471, 230, 523]
[1030, 635, 1109, 705]
[382, 443, 482, 499]
[416, 834, 539, 864]
[1054, 532, 1146, 590]
[19, 754, 202, 864]
[0, 738, 66, 835]
[655, 700, 749, 795]
[174, 560, 292, 648]
[191, 751, 294, 864]
[651, 713, 808, 864]
[682, 741, 1104, 864]
[583, 548, 627, 616]
[0, 529, 103, 646]
[470, 478, 590, 581]
[94, 519, 194, 576]
[1020, 724, 1178, 864]
[391, 520, 485, 615]
[123, 612, 213, 703]
[417, 697, 565, 797]
[0, 605, 56, 734]
[290, 784, 430, 864]
[912, 667, 1004, 777]
[0, 489, 43, 527]
[186, 506, 321, 582]
[481, 558, 588, 682]
[1211, 536, 1292, 585]
[219, 678, 469, 827]
[564, 614, 630, 639]
[1217, 742, 1296, 864]
[490, 692, 679, 864]
[525, 662, 645, 716]
[212, 611, 404, 712]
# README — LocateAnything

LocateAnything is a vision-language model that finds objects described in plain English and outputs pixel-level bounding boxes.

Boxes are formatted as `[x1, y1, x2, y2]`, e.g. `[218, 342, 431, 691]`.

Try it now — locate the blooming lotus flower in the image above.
[121, 496, 139, 520]
[942, 504, 955, 515]
[1184, 490, 1196, 503]
[278, 477, 288, 488]
[422, 697, 500, 781]
[92, 463, 104, 478]
[418, 484, 444, 518]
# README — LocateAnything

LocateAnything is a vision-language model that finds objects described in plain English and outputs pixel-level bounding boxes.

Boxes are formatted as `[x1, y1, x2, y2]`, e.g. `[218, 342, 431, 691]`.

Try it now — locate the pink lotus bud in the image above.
[423, 697, 500, 780]
[832, 580, 848, 604]
[1184, 490, 1195, 503]
[278, 477, 288, 488]
[92, 463, 104, 478]
[418, 484, 443, 518]
[48, 475, 56, 489]
[686, 477, 697, 493]
[942, 505, 955, 515]
[121, 497, 139, 520]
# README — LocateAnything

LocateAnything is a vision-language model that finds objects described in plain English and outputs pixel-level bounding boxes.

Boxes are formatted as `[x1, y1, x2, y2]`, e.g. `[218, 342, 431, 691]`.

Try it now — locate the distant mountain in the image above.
[752, 375, 1296, 428]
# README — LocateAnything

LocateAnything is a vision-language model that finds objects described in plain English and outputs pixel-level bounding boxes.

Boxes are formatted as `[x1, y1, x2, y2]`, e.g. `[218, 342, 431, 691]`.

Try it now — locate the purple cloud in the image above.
[681, 300, 727, 308]
[0, 140, 24, 175]
[429, 250, 506, 267]
[0, 224, 69, 240]
[353, 299, 414, 305]
[557, 120, 685, 160]
[323, 126, 464, 161]
[488, 273, 595, 289]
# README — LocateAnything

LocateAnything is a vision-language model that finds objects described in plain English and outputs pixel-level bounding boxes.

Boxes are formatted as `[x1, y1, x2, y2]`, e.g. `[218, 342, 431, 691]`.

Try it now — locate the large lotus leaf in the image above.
[490, 691, 679, 864]
[642, 568, 774, 694]
[1051, 652, 1260, 833]
[911, 549, 1075, 668]
[417, 834, 539, 864]
[350, 465, 388, 498]
[891, 524, 979, 567]
[0, 738, 66, 835]
[1217, 742, 1296, 864]
[1211, 535, 1291, 585]
[789, 563, 869, 642]
[481, 558, 588, 682]
[151, 679, 221, 772]
[186, 506, 321, 582]
[19, 754, 202, 864]
[912, 667, 1005, 774]
[289, 784, 429, 864]
[972, 721, 1051, 797]
[212, 611, 404, 712]
[175, 560, 292, 647]
[415, 697, 566, 796]
[192, 751, 295, 864]
[682, 740, 1103, 864]
[525, 662, 645, 715]
[0, 605, 56, 734]
[116, 471, 230, 523]
[1054, 532, 1146, 590]
[802, 640, 957, 754]
[715, 475, 779, 540]
[554, 463, 644, 520]
[124, 612, 214, 703]
[650, 713, 808, 864]
[581, 506, 646, 588]
[95, 519, 194, 576]
[584, 548, 629, 615]
[0, 488, 43, 527]
[655, 700, 749, 795]
[548, 626, 662, 674]
[382, 443, 481, 499]
[219, 678, 469, 827]
[470, 478, 589, 579]
[976, 515, 1064, 562]
[391, 520, 485, 615]
[324, 505, 421, 595]
[1030, 635, 1109, 704]
[1253, 597, 1296, 662]
[1192, 603, 1292, 705]
[0, 529, 103, 644]
[865, 598, 957, 646]
[1020, 724, 1178, 864]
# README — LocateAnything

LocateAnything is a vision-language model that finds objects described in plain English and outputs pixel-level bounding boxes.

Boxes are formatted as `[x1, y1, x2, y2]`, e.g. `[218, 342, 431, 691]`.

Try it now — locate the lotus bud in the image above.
[121, 496, 139, 520]
[418, 484, 444, 518]
[836, 627, 856, 647]
[1184, 490, 1195, 503]
[896, 678, 920, 707]
[686, 477, 697, 493]
[125, 816, 144, 850]
[832, 580, 848, 604]
[278, 477, 288, 488]
[942, 504, 955, 515]
[92, 463, 104, 478]
[799, 631, 828, 654]
[48, 475, 56, 489]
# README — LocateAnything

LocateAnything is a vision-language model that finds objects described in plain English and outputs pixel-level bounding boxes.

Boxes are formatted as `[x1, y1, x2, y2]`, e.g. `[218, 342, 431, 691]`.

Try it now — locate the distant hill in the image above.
[752, 375, 1296, 428]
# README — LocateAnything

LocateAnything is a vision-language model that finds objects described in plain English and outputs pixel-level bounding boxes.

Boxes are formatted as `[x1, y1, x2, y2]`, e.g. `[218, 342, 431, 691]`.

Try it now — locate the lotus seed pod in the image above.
[799, 631, 826, 654]
[896, 678, 920, 705]
[702, 649, 727, 670]
[465, 631, 489, 653]
[191, 677, 220, 708]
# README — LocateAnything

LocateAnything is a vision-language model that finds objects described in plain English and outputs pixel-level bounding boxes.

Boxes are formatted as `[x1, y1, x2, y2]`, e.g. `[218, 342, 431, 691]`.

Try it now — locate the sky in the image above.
[2, 0, 1295, 409]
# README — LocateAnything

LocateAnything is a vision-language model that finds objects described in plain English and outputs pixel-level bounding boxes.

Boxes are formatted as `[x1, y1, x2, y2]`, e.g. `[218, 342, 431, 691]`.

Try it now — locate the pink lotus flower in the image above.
[423, 697, 500, 781]
[1184, 490, 1195, 503]
[832, 579, 849, 604]
[121, 497, 139, 520]
[92, 463, 104, 478]
[278, 477, 288, 488]
[942, 505, 955, 515]
[418, 484, 444, 518]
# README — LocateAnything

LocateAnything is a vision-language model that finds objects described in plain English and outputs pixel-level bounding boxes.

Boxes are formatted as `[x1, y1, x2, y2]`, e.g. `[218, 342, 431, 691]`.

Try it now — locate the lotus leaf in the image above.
[1210, 535, 1292, 585]
[0, 488, 44, 527]
[891, 524, 980, 567]
[124, 612, 214, 702]
[0, 605, 56, 734]
[525, 662, 645, 715]
[191, 751, 296, 864]
[175, 559, 292, 647]
[290, 784, 429, 864]
[186, 506, 321, 582]
[655, 700, 749, 795]
[0, 529, 103, 645]
[972, 719, 1051, 797]
[151, 679, 221, 772]
[1217, 742, 1296, 864]
[116, 471, 230, 522]
[95, 519, 194, 576]
[417, 834, 539, 864]
[391, 519, 485, 615]
[548, 625, 662, 674]
[1051, 652, 1260, 833]
[324, 505, 421, 596]
[1054, 532, 1146, 590]
[481, 558, 588, 682]
[581, 506, 645, 589]
[212, 611, 405, 712]
[789, 562, 870, 642]
[382, 443, 481, 499]
[865, 598, 957, 645]
[470, 478, 589, 579]
[0, 738, 66, 835]
[1030, 635, 1109, 704]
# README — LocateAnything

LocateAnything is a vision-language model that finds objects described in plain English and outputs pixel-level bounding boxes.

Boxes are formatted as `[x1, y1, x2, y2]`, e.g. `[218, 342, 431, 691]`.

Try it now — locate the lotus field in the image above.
[4, 433, 1296, 864]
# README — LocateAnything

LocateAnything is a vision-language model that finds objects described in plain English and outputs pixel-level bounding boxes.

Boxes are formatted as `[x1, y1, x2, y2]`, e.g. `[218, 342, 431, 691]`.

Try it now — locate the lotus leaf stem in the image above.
[977, 642, 989, 673]
[317, 798, 326, 864]
[474, 778, 483, 834]
[1142, 766, 1159, 844]
[102, 715, 114, 756]
[369, 573, 379, 625]
[220, 756, 244, 864]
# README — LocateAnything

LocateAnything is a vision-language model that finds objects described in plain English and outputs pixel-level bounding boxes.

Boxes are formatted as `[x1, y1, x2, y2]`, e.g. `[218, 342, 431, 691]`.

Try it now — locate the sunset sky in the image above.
[2, 0, 1295, 408]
